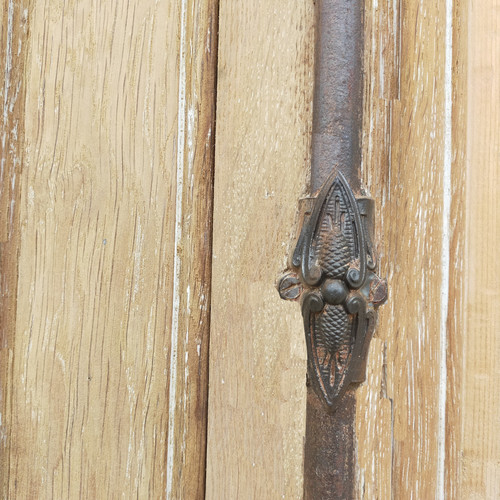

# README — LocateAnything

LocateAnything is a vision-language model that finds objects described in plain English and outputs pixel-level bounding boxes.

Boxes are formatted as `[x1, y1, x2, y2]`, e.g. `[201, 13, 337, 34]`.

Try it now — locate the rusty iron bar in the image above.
[303, 388, 357, 499]
[310, 0, 364, 194]
[304, 0, 365, 498]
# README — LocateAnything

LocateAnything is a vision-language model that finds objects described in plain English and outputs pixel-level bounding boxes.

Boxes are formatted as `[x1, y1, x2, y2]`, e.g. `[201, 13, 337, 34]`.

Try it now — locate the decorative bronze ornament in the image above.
[278, 170, 387, 411]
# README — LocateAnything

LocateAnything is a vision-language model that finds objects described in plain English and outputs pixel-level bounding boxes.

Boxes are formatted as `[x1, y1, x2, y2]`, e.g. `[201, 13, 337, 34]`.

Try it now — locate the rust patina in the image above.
[278, 1, 388, 498]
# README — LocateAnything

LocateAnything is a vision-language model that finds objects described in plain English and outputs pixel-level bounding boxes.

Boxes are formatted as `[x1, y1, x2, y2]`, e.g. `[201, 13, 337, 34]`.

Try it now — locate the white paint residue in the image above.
[56, 352, 66, 374]
[437, 0, 453, 497]
[2, 1, 13, 125]
[0, 411, 4, 446]
[1, 0, 14, 184]
[206, 25, 211, 53]
[379, 45, 385, 96]
[126, 367, 137, 480]
[166, 0, 188, 497]
[187, 106, 195, 180]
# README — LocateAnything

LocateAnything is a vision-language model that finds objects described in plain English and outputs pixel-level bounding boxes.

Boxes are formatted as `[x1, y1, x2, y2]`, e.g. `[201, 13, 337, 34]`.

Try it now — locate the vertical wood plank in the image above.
[389, 3, 447, 498]
[376, 0, 401, 100]
[206, 1, 315, 498]
[356, 1, 396, 495]
[359, 0, 449, 497]
[459, 0, 500, 497]
[0, 1, 29, 497]
[445, 0, 468, 497]
[165, 3, 218, 498]
[4, 0, 217, 497]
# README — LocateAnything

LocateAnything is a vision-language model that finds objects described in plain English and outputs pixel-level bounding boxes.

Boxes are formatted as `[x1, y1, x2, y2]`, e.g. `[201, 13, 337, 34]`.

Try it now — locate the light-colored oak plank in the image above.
[207, 1, 500, 497]
[359, 0, 451, 497]
[205, 1, 315, 498]
[445, 1, 468, 497]
[357, 2, 395, 495]
[4, 0, 217, 498]
[460, 1, 500, 497]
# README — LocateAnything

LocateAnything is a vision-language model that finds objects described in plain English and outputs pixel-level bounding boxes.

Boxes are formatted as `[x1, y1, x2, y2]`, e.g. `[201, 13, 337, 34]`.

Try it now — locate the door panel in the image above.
[205, 1, 314, 498]
[1, 0, 499, 498]
[358, 0, 449, 497]
[460, 2, 500, 496]
[207, 0, 500, 498]
[1, 1, 217, 498]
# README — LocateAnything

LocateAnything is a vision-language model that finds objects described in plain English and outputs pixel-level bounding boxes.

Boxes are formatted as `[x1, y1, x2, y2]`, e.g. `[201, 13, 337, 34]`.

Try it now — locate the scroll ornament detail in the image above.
[278, 171, 387, 410]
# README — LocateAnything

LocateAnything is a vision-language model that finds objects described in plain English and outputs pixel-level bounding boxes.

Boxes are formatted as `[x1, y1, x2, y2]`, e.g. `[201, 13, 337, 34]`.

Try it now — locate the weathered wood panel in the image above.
[0, 2, 29, 497]
[360, 0, 500, 498]
[209, 0, 500, 497]
[356, 1, 397, 498]
[358, 0, 452, 497]
[459, 0, 500, 497]
[445, 0, 468, 497]
[3, 0, 498, 497]
[3, 0, 217, 498]
[205, 1, 315, 498]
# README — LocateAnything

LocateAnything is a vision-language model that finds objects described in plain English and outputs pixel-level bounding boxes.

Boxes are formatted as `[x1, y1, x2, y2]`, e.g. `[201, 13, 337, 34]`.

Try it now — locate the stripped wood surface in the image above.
[460, 0, 500, 497]
[2, 0, 217, 498]
[359, 0, 500, 498]
[1, 0, 500, 498]
[205, 1, 315, 498]
[359, 0, 455, 497]
[207, 0, 500, 498]
[445, 0, 468, 497]
[0, 2, 29, 497]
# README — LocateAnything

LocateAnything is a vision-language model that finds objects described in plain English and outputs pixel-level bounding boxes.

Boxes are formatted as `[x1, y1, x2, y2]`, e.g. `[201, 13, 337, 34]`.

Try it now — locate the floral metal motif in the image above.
[278, 171, 387, 410]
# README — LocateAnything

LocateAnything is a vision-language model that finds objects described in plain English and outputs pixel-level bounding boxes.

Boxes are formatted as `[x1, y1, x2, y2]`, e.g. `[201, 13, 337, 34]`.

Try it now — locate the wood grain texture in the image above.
[0, 1, 29, 498]
[356, 1, 396, 497]
[460, 0, 500, 497]
[361, 0, 500, 497]
[205, 1, 315, 498]
[445, 0, 468, 497]
[359, 0, 450, 497]
[4, 0, 217, 498]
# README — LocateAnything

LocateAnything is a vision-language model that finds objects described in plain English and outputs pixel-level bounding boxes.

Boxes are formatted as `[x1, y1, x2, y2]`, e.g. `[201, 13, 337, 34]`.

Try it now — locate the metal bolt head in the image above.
[369, 275, 388, 307]
[321, 279, 348, 305]
[277, 272, 303, 301]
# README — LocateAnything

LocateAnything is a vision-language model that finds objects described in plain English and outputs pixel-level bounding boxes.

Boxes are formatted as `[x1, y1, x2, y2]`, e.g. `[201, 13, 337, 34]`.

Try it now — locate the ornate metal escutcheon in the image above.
[278, 170, 387, 411]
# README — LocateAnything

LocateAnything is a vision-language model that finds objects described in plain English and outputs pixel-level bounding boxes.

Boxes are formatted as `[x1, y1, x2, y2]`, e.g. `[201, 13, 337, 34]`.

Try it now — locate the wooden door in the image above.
[1, 0, 499, 498]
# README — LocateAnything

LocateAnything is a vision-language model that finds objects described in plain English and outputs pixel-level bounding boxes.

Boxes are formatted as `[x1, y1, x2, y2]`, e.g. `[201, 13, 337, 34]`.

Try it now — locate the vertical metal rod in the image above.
[304, 0, 364, 498]
[311, 0, 364, 194]
[303, 389, 356, 499]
